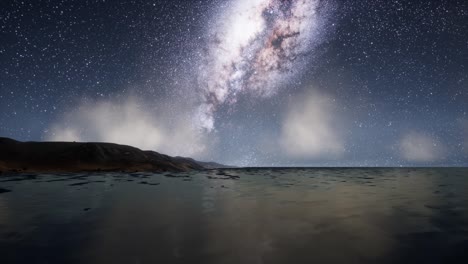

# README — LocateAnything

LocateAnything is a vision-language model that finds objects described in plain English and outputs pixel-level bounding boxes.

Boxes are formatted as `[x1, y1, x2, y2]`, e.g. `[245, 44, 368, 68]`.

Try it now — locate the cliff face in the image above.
[0, 137, 205, 172]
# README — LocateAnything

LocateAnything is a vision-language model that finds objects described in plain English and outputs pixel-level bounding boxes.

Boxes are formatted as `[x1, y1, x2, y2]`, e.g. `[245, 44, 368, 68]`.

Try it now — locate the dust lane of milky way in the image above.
[196, 0, 333, 131]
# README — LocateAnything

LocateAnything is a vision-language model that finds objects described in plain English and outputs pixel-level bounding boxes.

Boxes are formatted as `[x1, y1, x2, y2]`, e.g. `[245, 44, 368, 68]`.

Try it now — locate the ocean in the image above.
[0, 168, 467, 263]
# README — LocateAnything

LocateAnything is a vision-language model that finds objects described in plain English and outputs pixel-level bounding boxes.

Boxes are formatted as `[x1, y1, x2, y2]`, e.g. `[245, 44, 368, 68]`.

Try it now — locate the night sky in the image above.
[1, 0, 467, 166]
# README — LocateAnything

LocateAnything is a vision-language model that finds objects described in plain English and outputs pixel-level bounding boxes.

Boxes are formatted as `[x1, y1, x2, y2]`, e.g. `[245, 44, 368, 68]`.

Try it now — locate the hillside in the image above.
[0, 137, 211, 173]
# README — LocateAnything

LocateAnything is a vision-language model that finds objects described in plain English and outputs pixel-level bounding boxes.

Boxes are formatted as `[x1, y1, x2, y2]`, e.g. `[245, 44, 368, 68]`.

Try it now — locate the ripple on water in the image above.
[0, 168, 467, 264]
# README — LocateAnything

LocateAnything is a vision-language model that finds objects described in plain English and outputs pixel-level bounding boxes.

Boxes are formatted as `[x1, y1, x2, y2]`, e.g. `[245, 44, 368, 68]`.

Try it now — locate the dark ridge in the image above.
[0, 137, 223, 173]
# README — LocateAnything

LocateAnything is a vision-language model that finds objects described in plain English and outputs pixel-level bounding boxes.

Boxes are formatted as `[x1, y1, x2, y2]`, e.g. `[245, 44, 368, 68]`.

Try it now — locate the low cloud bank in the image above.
[279, 90, 345, 159]
[399, 131, 445, 162]
[45, 98, 210, 158]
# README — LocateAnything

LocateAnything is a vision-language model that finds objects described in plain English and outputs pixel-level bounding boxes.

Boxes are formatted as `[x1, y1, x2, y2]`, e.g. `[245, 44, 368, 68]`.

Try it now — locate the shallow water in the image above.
[0, 168, 467, 264]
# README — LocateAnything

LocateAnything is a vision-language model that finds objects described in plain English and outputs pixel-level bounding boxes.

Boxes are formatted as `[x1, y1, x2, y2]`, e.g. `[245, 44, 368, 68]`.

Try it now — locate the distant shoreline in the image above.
[0, 137, 228, 173]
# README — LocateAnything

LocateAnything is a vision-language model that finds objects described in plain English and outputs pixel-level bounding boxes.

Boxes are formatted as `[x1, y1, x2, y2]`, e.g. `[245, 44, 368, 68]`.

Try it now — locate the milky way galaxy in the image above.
[197, 0, 332, 131]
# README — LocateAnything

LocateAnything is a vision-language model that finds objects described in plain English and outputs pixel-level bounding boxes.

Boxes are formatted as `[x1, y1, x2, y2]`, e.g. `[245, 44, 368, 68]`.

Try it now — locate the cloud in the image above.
[45, 98, 211, 158]
[279, 90, 345, 159]
[399, 131, 445, 162]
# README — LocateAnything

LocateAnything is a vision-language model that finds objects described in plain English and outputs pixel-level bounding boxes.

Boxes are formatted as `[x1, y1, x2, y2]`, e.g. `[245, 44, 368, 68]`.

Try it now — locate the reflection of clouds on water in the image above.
[81, 180, 205, 263]
[201, 177, 274, 263]
[318, 169, 439, 259]
[2, 169, 468, 263]
[199, 171, 278, 263]
[193, 169, 446, 262]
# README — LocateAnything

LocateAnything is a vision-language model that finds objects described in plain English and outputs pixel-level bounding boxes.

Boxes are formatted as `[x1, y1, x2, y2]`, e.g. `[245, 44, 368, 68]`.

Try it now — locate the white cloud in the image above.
[45, 98, 211, 158]
[279, 90, 345, 159]
[399, 131, 445, 162]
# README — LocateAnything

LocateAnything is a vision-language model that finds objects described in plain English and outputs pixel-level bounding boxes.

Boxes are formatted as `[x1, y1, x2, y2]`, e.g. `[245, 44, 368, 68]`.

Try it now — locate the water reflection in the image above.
[0, 168, 467, 263]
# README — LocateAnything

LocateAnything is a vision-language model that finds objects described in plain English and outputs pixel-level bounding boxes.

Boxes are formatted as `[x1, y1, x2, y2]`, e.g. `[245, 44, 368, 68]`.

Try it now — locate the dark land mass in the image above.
[0, 137, 226, 173]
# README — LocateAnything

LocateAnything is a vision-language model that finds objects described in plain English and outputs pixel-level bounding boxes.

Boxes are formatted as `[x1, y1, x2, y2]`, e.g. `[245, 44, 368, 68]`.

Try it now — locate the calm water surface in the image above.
[0, 168, 467, 264]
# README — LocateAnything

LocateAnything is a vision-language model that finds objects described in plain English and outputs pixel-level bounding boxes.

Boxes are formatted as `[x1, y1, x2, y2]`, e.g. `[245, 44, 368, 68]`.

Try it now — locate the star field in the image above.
[1, 0, 467, 166]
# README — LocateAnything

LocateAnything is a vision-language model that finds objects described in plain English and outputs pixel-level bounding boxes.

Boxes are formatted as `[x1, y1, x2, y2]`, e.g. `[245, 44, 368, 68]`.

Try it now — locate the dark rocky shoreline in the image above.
[0, 137, 225, 173]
